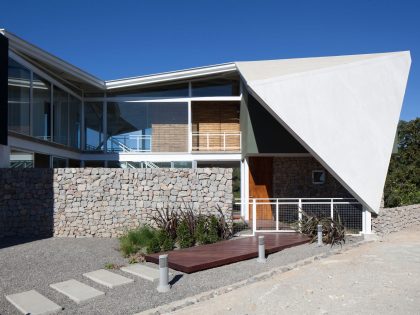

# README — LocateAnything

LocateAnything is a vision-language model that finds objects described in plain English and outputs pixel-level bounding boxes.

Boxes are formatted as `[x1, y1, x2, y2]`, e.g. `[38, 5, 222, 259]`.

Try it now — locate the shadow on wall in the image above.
[0, 169, 54, 249]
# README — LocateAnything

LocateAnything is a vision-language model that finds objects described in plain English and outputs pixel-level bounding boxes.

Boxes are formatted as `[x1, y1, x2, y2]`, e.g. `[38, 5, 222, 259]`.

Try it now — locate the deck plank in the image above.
[145, 233, 310, 273]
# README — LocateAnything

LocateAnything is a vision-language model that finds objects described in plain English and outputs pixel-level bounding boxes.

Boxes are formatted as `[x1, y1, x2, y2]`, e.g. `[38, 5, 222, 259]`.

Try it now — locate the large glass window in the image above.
[84, 102, 103, 151]
[32, 73, 51, 141]
[69, 95, 82, 149]
[8, 58, 31, 135]
[192, 78, 240, 97]
[106, 102, 188, 153]
[53, 87, 69, 145]
[106, 83, 189, 98]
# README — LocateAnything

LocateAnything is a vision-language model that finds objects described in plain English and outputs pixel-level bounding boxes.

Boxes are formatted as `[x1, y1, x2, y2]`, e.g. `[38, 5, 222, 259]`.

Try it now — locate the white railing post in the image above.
[298, 198, 303, 232]
[137, 136, 140, 152]
[252, 199, 257, 236]
[275, 199, 279, 231]
[330, 198, 334, 220]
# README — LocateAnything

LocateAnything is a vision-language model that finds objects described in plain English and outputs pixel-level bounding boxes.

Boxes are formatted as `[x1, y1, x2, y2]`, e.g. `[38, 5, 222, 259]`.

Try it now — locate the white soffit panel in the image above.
[237, 52, 411, 213]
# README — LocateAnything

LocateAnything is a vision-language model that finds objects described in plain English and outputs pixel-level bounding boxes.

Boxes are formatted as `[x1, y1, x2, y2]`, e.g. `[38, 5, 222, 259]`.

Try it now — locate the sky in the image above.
[0, 0, 418, 120]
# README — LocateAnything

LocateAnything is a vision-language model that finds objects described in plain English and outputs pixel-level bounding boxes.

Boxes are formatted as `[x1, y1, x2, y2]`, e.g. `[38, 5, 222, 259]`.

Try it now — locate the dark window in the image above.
[312, 170, 326, 184]
[107, 83, 189, 98]
[192, 78, 240, 97]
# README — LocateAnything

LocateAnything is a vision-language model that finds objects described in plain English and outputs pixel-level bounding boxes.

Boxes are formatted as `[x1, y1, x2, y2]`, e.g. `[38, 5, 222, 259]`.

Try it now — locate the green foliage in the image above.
[195, 215, 220, 244]
[176, 219, 195, 248]
[298, 211, 346, 246]
[146, 236, 161, 254]
[384, 118, 420, 207]
[232, 167, 241, 200]
[157, 229, 175, 251]
[119, 226, 157, 257]
[104, 263, 120, 270]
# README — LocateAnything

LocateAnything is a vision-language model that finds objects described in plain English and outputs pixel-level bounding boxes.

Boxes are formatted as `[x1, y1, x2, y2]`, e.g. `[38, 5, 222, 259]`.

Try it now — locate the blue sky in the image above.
[1, 0, 418, 120]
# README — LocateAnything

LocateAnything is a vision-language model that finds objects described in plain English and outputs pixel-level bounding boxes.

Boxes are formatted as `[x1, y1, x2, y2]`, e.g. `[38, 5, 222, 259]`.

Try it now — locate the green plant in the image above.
[177, 219, 195, 248]
[298, 211, 345, 246]
[119, 226, 157, 257]
[147, 207, 179, 239]
[384, 118, 420, 207]
[157, 229, 175, 251]
[215, 206, 232, 239]
[146, 236, 161, 254]
[104, 263, 121, 270]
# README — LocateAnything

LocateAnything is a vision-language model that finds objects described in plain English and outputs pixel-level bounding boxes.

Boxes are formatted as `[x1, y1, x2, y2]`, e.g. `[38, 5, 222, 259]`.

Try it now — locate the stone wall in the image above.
[372, 204, 420, 235]
[273, 157, 352, 198]
[0, 168, 233, 238]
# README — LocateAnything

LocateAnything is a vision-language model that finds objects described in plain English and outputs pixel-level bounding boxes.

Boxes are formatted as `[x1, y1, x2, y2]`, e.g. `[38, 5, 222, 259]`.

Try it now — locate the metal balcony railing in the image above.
[108, 135, 152, 152]
[192, 132, 241, 152]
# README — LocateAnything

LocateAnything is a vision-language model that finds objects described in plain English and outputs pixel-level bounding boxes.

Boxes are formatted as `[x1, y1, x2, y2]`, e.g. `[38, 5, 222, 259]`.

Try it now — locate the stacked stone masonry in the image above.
[0, 168, 233, 238]
[372, 203, 420, 235]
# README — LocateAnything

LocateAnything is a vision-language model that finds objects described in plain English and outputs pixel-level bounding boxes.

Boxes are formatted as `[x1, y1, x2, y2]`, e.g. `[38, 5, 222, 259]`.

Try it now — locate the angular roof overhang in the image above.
[237, 52, 411, 213]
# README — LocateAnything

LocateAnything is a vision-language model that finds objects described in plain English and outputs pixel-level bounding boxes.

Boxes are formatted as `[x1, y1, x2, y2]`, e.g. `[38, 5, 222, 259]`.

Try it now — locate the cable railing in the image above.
[192, 132, 241, 152]
[233, 198, 363, 235]
[108, 135, 152, 152]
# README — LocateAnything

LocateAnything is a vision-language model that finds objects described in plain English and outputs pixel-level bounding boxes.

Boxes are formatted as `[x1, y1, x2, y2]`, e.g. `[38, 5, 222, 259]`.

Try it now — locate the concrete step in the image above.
[121, 264, 164, 282]
[83, 269, 134, 288]
[50, 279, 104, 304]
[5, 289, 62, 315]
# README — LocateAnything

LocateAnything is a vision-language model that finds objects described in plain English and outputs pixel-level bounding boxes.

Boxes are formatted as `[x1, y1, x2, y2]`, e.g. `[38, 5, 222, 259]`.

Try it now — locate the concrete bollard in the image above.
[157, 254, 170, 293]
[257, 236, 266, 263]
[317, 224, 323, 246]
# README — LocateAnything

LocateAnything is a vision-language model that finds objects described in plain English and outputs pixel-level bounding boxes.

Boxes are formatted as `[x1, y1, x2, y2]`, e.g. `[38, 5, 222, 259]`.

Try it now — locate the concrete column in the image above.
[0, 144, 10, 168]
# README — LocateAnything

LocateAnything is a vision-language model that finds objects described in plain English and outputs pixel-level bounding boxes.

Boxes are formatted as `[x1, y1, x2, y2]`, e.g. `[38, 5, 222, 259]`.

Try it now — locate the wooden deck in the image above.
[145, 233, 310, 273]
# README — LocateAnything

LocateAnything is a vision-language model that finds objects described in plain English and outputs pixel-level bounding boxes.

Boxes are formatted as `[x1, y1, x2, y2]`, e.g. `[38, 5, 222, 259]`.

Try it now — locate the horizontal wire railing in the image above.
[232, 198, 363, 236]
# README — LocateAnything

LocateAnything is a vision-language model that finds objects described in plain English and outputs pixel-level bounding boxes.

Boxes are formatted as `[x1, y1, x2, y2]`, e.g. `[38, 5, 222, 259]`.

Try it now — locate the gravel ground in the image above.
[172, 227, 420, 315]
[0, 235, 362, 315]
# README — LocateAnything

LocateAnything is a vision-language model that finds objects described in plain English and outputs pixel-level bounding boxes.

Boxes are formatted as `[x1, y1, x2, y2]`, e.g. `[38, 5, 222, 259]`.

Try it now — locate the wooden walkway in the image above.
[145, 233, 310, 273]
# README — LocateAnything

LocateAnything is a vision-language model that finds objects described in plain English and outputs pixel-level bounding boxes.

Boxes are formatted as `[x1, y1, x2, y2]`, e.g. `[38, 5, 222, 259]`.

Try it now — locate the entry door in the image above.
[249, 157, 273, 220]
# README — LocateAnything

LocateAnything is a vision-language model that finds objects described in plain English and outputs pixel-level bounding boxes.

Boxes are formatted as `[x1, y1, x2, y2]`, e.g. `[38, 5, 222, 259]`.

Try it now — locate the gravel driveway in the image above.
[171, 227, 420, 315]
[0, 235, 361, 315]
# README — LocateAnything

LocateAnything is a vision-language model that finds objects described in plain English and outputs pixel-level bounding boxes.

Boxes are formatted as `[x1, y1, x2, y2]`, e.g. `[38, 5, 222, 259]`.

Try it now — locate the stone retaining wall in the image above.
[372, 204, 420, 235]
[0, 168, 233, 238]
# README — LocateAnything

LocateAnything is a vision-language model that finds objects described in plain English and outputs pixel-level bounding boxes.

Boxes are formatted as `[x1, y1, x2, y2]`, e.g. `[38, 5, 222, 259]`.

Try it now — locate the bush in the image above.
[194, 215, 220, 244]
[298, 211, 345, 246]
[119, 226, 157, 257]
[146, 236, 161, 254]
[157, 229, 175, 251]
[177, 219, 195, 248]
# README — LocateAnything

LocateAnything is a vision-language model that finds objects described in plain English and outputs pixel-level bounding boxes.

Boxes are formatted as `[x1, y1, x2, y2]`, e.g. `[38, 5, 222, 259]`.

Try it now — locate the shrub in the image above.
[146, 236, 161, 254]
[298, 211, 345, 246]
[177, 219, 195, 248]
[207, 215, 220, 243]
[147, 207, 179, 239]
[119, 226, 157, 257]
[157, 229, 175, 251]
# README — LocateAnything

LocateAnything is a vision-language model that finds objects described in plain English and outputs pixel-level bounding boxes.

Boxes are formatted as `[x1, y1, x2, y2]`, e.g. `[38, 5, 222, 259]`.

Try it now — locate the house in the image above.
[0, 30, 411, 235]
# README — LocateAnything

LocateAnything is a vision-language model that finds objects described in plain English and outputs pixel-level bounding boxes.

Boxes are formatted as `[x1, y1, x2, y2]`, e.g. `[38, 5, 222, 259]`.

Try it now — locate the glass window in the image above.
[84, 102, 103, 151]
[107, 83, 189, 98]
[172, 161, 192, 168]
[8, 58, 31, 135]
[32, 73, 51, 141]
[53, 87, 69, 145]
[106, 102, 188, 153]
[107, 101, 149, 152]
[68, 159, 81, 167]
[52, 156, 67, 168]
[107, 161, 121, 168]
[69, 95, 82, 149]
[192, 78, 240, 97]
[312, 170, 326, 184]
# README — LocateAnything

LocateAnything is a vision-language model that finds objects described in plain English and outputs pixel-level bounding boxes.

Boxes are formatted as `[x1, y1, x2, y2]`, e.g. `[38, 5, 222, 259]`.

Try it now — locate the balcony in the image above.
[108, 135, 152, 152]
[192, 131, 241, 152]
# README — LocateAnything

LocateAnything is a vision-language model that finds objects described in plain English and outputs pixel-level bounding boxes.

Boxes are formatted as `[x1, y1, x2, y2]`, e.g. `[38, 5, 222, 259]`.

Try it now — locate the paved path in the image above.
[172, 227, 420, 315]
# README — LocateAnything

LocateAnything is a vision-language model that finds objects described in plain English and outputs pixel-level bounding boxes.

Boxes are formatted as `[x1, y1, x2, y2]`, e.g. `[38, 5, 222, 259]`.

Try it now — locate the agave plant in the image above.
[298, 210, 346, 246]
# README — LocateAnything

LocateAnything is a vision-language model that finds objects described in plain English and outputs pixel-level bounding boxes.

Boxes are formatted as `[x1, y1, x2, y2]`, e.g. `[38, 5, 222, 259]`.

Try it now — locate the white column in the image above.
[188, 99, 192, 153]
[242, 157, 250, 221]
[362, 208, 372, 234]
[0, 144, 10, 168]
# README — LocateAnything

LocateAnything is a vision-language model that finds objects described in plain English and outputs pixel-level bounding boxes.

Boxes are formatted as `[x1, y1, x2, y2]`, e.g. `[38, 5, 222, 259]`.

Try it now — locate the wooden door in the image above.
[249, 157, 273, 220]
